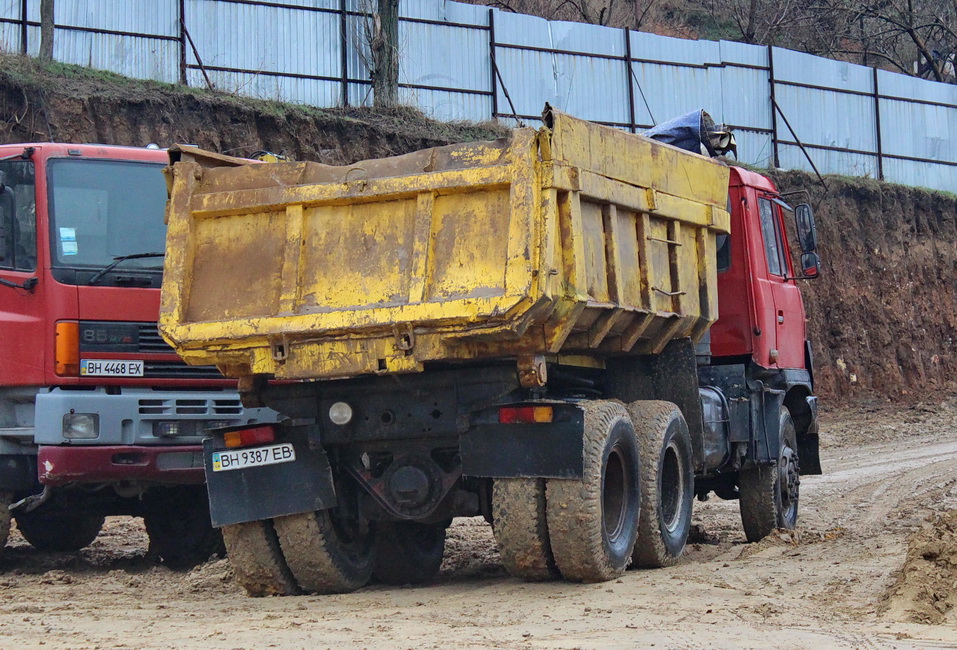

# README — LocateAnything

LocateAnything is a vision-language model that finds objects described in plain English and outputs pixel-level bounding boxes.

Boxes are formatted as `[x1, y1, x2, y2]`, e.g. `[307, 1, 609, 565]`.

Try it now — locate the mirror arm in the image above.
[0, 276, 38, 292]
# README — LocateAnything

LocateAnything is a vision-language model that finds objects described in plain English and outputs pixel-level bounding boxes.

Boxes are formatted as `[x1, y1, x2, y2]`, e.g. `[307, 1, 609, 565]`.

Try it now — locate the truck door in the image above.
[0, 158, 46, 384]
[755, 195, 805, 369]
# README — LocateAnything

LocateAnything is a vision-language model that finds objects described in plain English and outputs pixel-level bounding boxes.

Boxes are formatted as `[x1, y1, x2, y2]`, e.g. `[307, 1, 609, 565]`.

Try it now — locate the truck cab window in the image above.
[0, 161, 37, 272]
[758, 197, 784, 276]
[716, 234, 730, 272]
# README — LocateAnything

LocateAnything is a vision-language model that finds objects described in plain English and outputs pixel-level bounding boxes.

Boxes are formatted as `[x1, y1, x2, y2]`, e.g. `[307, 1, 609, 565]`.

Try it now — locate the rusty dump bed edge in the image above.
[159, 108, 731, 381]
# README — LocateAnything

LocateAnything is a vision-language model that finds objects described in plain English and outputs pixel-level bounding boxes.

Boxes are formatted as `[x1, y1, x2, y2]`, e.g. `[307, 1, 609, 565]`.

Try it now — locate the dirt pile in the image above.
[884, 509, 957, 624]
[0, 54, 954, 404]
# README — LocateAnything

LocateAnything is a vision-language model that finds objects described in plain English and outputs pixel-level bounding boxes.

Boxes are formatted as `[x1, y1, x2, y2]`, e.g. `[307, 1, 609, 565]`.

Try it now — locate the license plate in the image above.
[80, 359, 144, 377]
[211, 443, 296, 473]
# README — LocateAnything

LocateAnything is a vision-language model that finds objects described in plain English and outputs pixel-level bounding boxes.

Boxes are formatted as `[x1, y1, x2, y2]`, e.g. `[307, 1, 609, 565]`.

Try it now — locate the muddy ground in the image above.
[0, 397, 956, 649]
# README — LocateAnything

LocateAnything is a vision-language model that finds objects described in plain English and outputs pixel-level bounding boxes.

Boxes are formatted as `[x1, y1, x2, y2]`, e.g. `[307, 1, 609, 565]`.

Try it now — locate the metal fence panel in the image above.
[883, 158, 957, 192]
[56, 32, 180, 83]
[58, 0, 177, 35]
[187, 69, 342, 106]
[779, 144, 880, 179]
[879, 99, 956, 164]
[772, 47, 873, 92]
[775, 84, 877, 154]
[399, 86, 490, 121]
[185, 0, 341, 80]
[399, 21, 487, 92]
[401, 0, 486, 24]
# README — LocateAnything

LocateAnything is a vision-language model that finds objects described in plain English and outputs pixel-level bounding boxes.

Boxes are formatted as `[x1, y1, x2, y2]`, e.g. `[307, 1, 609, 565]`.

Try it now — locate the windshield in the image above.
[48, 159, 167, 270]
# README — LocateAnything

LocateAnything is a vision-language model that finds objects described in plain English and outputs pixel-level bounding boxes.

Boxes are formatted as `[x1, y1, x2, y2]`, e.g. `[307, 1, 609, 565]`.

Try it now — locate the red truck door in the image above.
[0, 156, 49, 383]
[754, 194, 805, 369]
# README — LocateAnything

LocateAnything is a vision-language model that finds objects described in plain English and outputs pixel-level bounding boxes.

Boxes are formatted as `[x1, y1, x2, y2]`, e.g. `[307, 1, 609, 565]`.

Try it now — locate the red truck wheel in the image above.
[221, 520, 299, 597]
[546, 400, 640, 583]
[0, 492, 11, 549]
[627, 400, 693, 568]
[143, 487, 225, 570]
[14, 511, 104, 552]
[492, 478, 559, 581]
[739, 407, 800, 542]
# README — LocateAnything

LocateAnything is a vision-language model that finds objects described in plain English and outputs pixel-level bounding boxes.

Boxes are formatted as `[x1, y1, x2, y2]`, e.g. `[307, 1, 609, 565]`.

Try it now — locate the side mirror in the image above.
[800, 252, 820, 279]
[794, 203, 817, 253]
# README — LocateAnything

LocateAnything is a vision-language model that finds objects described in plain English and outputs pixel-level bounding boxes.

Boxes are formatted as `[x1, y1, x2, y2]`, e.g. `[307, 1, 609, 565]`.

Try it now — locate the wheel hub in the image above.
[778, 446, 800, 513]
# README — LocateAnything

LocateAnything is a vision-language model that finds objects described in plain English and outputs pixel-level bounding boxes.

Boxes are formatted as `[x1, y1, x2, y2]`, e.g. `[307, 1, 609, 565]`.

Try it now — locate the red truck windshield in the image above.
[47, 159, 167, 277]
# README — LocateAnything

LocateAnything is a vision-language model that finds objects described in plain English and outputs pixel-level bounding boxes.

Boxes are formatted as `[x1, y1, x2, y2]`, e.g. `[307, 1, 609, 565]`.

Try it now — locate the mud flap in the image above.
[204, 426, 336, 528]
[460, 407, 585, 479]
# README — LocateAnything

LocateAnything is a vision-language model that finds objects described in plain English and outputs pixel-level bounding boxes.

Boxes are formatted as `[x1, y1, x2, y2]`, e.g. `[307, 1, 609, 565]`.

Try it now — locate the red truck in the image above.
[0, 142, 274, 566]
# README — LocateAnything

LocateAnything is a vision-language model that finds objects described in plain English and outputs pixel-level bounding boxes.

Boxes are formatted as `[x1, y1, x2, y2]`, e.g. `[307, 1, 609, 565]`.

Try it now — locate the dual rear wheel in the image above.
[224, 502, 447, 596]
[492, 399, 694, 583]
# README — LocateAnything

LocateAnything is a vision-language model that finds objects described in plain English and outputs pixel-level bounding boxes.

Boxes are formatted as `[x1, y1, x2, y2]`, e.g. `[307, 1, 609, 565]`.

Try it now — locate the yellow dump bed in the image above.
[159, 109, 730, 381]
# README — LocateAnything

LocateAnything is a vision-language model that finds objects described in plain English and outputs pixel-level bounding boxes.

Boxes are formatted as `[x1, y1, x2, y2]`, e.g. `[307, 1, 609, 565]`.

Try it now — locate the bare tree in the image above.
[40, 0, 54, 61]
[353, 0, 401, 107]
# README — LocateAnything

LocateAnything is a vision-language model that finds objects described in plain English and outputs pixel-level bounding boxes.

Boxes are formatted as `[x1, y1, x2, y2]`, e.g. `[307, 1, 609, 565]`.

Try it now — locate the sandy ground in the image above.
[2, 398, 957, 649]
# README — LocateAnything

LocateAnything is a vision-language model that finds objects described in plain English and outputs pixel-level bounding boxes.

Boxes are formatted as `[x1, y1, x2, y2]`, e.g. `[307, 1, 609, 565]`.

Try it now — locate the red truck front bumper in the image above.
[38, 445, 206, 486]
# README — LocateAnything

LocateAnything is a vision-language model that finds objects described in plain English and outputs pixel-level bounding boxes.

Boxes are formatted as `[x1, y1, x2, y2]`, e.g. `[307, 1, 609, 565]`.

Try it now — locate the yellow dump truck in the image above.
[160, 107, 821, 595]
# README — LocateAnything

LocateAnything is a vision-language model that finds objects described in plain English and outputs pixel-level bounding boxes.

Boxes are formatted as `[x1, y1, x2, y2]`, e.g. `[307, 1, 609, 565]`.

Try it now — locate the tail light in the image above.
[223, 424, 278, 449]
[499, 406, 554, 424]
[55, 321, 79, 376]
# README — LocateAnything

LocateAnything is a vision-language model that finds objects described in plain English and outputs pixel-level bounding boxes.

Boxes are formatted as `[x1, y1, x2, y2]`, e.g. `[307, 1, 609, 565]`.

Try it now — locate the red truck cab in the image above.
[0, 143, 274, 565]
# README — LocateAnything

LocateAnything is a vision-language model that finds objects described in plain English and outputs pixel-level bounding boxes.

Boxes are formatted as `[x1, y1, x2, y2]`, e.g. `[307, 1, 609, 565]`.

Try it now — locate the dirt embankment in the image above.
[1, 54, 954, 404]
[769, 170, 957, 402]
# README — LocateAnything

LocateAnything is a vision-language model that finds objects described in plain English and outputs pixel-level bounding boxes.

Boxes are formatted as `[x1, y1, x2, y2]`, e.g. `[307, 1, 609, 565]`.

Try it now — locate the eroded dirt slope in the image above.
[1, 400, 957, 648]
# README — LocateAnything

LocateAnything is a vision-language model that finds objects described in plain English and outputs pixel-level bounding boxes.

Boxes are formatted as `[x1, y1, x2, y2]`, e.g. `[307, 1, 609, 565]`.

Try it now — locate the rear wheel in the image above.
[222, 520, 299, 596]
[143, 487, 225, 569]
[0, 492, 12, 549]
[739, 406, 800, 542]
[626, 400, 694, 568]
[546, 400, 640, 583]
[373, 521, 446, 585]
[492, 478, 559, 581]
[274, 509, 377, 594]
[14, 510, 104, 552]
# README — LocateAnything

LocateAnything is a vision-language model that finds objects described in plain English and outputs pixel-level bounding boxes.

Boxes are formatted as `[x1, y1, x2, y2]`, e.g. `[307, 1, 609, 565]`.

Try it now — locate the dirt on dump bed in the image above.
[1, 398, 957, 649]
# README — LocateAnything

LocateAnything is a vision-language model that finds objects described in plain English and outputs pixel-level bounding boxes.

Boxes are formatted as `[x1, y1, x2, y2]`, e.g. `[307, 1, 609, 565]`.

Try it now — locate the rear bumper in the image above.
[38, 444, 205, 486]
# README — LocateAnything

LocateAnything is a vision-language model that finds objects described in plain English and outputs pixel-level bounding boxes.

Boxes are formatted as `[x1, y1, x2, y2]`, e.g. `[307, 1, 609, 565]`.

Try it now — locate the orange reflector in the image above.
[223, 425, 277, 449]
[498, 406, 554, 424]
[55, 321, 80, 376]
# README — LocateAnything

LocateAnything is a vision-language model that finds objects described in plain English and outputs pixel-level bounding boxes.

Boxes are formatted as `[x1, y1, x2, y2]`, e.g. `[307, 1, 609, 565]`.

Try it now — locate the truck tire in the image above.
[626, 400, 693, 568]
[0, 492, 12, 549]
[143, 487, 225, 569]
[546, 400, 640, 583]
[222, 520, 299, 596]
[14, 511, 104, 552]
[273, 509, 377, 595]
[739, 406, 800, 543]
[373, 521, 446, 585]
[492, 478, 559, 581]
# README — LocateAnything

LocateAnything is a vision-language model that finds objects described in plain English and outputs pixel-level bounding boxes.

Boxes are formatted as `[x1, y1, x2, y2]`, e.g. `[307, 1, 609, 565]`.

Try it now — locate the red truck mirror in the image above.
[794, 203, 817, 253]
[800, 251, 820, 278]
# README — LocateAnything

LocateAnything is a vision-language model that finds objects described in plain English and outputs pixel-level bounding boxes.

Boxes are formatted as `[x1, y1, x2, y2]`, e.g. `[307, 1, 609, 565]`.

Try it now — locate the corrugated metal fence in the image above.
[0, 0, 954, 190]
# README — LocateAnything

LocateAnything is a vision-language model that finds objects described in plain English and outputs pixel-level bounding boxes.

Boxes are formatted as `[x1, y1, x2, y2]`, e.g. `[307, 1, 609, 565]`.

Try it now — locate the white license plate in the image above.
[211, 443, 296, 473]
[80, 359, 144, 377]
